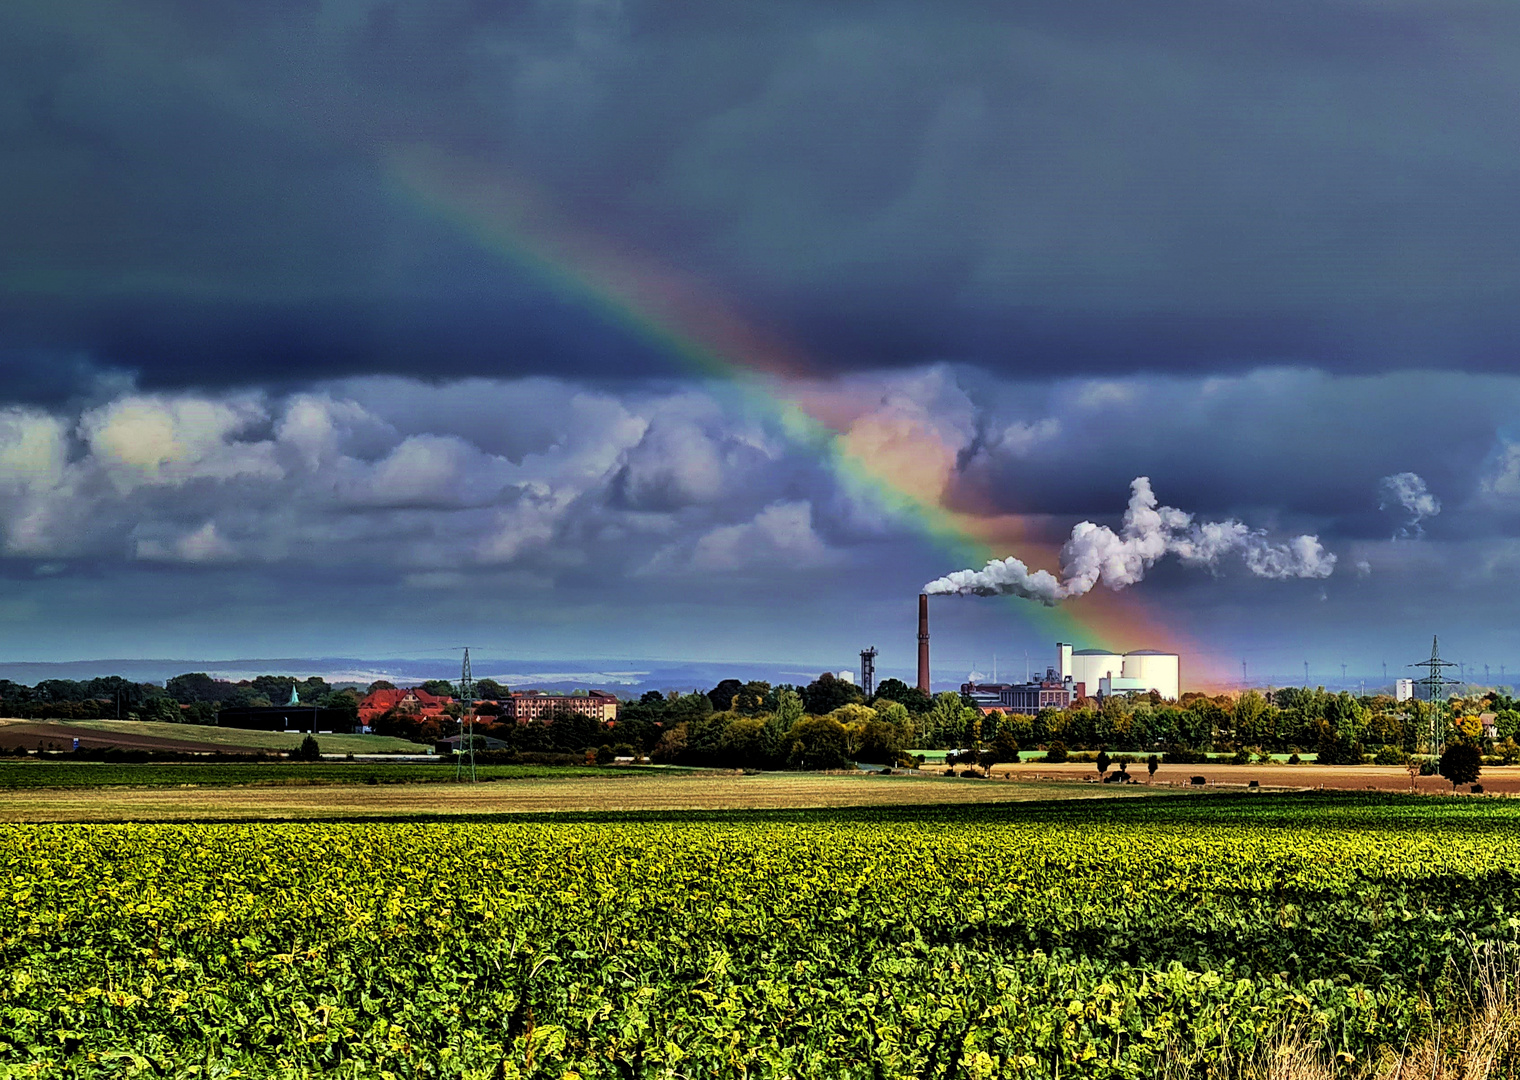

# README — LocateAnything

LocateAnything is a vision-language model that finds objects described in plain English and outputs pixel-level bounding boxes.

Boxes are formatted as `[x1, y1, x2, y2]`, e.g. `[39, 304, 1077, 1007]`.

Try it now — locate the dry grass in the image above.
[0, 769, 1149, 822]
[1187, 942, 1520, 1080]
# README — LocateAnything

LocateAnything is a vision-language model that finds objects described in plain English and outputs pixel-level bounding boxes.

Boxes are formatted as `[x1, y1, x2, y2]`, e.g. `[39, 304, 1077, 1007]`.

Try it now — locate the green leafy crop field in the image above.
[3, 793, 1518, 1077]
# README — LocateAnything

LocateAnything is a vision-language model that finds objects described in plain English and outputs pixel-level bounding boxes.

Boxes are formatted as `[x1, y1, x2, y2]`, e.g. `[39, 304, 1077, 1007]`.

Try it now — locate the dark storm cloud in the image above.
[5, 1, 1520, 390]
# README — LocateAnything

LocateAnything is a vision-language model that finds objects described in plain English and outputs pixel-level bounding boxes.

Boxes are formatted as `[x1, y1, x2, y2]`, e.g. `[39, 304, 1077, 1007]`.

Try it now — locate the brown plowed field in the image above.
[979, 760, 1515, 794]
[0, 722, 268, 755]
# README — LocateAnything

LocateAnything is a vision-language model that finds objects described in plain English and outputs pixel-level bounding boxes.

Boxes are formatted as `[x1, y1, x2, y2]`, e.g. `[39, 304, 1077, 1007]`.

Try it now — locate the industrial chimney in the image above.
[917, 593, 930, 694]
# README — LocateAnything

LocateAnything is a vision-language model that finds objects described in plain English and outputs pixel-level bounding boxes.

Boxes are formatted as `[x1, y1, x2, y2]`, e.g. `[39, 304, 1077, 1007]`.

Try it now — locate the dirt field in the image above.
[0, 771, 1144, 822]
[981, 760, 1516, 794]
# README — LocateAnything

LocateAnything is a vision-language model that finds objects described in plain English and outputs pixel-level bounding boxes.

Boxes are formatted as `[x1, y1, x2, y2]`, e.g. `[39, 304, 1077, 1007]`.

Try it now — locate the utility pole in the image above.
[1410, 636, 1460, 757]
[1486, 663, 1491, 685]
[1303, 661, 1309, 689]
[1242, 659, 1248, 688]
[1341, 662, 1347, 684]
[1382, 661, 1387, 684]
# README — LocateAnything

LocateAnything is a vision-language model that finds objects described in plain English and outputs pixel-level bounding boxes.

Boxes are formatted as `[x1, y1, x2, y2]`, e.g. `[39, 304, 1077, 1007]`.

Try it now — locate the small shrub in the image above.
[1471, 784, 1484, 794]
[295, 735, 321, 762]
[1190, 775, 1207, 786]
[1230, 747, 1251, 765]
[1373, 745, 1407, 766]
[1044, 741, 1068, 764]
[1287, 753, 1301, 765]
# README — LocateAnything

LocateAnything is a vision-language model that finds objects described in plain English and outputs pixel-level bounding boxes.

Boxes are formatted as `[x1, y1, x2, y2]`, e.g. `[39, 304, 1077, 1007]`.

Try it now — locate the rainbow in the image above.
[385, 145, 1233, 688]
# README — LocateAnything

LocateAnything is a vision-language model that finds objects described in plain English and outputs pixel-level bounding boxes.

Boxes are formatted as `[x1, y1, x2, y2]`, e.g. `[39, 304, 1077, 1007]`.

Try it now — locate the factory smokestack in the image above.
[917, 593, 930, 694]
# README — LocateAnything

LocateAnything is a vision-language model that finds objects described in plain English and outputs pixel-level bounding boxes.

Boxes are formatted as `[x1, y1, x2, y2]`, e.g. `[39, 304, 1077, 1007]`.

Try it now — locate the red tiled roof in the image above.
[359, 688, 407, 711]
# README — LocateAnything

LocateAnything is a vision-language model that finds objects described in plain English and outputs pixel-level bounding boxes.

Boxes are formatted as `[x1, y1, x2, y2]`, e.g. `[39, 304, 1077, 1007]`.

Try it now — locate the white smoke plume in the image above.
[924, 477, 1337, 605]
[1378, 471, 1439, 539]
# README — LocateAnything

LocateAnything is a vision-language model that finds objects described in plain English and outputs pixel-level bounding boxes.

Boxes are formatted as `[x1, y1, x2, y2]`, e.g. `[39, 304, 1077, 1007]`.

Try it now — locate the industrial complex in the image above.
[911, 591, 1181, 714]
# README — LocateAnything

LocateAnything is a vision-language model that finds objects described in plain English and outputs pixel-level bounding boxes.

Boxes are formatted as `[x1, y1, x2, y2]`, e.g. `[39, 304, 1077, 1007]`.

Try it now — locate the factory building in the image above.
[962, 665, 1085, 716]
[1058, 643, 1179, 701]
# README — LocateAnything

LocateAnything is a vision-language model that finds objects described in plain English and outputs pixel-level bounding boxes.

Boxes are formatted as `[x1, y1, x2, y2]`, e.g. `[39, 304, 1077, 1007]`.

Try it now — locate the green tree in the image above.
[1439, 742, 1481, 791]
[802, 673, 863, 715]
[786, 715, 850, 770]
[872, 678, 931, 715]
[990, 727, 1021, 763]
[295, 734, 321, 761]
[734, 681, 774, 716]
[1096, 750, 1111, 778]
[473, 679, 509, 700]
[1146, 754, 1159, 782]
[366, 680, 397, 693]
[421, 680, 456, 699]
[707, 679, 744, 712]
[140, 697, 183, 724]
[166, 673, 234, 703]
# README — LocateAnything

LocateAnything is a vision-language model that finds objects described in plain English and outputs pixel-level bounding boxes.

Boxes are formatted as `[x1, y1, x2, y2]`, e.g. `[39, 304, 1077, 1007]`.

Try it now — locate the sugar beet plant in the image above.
[5, 796, 1520, 1077]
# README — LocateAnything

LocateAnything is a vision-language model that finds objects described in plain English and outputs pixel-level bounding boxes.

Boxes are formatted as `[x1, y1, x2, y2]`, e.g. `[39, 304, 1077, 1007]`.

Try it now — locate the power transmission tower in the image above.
[455, 647, 477, 782]
[1303, 661, 1309, 688]
[1409, 636, 1460, 757]
[1486, 663, 1491, 685]
[1341, 662, 1347, 684]
[1242, 659, 1248, 688]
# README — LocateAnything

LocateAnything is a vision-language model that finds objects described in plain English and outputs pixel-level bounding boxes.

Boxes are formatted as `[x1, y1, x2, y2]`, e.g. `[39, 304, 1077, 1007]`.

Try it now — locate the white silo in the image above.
[1121, 650, 1180, 701]
[1068, 648, 1124, 694]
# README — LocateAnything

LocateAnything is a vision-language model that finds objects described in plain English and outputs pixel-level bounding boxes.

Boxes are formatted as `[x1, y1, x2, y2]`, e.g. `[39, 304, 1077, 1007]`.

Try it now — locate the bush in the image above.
[295, 735, 321, 762]
[595, 744, 615, 765]
[1044, 741, 1068, 764]
[1162, 747, 1207, 765]
[1230, 747, 1251, 765]
[1472, 784, 1484, 794]
[1373, 746, 1408, 766]
[1287, 753, 1301, 765]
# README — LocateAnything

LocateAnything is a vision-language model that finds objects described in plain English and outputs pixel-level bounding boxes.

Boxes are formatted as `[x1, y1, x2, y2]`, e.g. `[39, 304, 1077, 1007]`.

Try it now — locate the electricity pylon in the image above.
[455, 647, 477, 782]
[1409, 636, 1460, 756]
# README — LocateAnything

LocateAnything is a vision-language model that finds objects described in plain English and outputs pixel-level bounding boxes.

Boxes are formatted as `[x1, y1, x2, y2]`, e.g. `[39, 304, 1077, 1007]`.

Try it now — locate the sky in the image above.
[3, 0, 1520, 688]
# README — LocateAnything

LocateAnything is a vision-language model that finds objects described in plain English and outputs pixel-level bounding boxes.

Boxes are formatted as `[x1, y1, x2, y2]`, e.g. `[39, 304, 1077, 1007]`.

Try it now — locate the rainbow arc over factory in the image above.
[387, 145, 1234, 689]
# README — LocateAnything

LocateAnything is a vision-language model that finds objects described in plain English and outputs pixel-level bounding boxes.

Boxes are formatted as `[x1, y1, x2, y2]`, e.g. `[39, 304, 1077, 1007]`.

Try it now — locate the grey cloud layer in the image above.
[5, 1, 1520, 391]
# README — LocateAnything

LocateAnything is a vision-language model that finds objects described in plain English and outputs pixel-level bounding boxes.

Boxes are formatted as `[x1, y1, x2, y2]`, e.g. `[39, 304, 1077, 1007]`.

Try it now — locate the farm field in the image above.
[0, 769, 1131, 821]
[4, 793, 1520, 1077]
[981, 760, 1520, 794]
[0, 718, 426, 755]
[0, 761, 610, 790]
